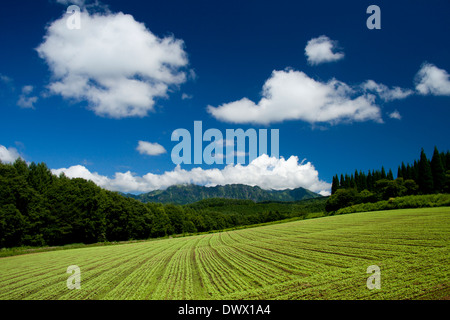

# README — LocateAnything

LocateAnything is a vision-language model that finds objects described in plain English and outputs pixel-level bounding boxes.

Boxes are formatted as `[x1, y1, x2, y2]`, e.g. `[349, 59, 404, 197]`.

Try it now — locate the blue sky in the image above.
[1, 0, 449, 195]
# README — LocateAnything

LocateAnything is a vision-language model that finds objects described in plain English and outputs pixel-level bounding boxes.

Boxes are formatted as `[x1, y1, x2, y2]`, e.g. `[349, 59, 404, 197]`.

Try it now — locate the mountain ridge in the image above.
[123, 184, 322, 205]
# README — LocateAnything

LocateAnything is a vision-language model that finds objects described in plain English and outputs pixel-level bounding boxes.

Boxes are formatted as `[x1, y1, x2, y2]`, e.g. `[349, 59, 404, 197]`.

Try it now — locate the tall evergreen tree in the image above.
[367, 170, 373, 191]
[406, 163, 413, 181]
[401, 162, 407, 179]
[331, 175, 340, 195]
[413, 160, 419, 182]
[354, 170, 360, 191]
[344, 174, 351, 188]
[359, 170, 367, 191]
[381, 167, 387, 180]
[431, 146, 446, 193]
[350, 174, 357, 189]
[387, 169, 394, 180]
[418, 148, 434, 194]
[397, 166, 402, 179]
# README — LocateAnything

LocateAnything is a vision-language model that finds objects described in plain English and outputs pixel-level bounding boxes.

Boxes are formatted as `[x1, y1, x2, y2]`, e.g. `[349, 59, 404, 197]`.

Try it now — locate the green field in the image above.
[0, 207, 449, 300]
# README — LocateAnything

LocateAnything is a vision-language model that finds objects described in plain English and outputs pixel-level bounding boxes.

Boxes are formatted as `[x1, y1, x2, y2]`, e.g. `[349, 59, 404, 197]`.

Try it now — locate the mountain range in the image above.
[123, 184, 322, 205]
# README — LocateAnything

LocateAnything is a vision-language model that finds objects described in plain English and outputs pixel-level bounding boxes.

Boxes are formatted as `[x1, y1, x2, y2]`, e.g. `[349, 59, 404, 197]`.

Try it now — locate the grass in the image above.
[0, 207, 448, 300]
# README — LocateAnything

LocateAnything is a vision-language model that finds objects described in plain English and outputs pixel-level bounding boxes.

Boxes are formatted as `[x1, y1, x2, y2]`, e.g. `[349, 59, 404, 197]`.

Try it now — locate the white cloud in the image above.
[388, 110, 402, 120]
[51, 154, 331, 195]
[362, 80, 413, 101]
[137, 141, 167, 156]
[36, 10, 188, 118]
[0, 145, 21, 163]
[215, 139, 235, 147]
[181, 93, 193, 100]
[0, 73, 12, 85]
[17, 85, 38, 109]
[415, 63, 450, 96]
[305, 35, 344, 65]
[207, 69, 382, 125]
[52, 164, 110, 185]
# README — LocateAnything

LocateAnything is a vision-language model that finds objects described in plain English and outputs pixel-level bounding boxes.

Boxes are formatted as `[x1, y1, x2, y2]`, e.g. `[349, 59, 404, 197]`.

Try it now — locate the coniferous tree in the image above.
[439, 152, 446, 169]
[350, 174, 357, 189]
[397, 166, 402, 179]
[418, 148, 434, 194]
[431, 146, 446, 193]
[387, 169, 394, 180]
[344, 174, 351, 188]
[367, 171, 373, 191]
[413, 160, 419, 182]
[354, 170, 360, 191]
[401, 162, 407, 179]
[381, 167, 387, 180]
[406, 163, 413, 181]
[331, 175, 340, 195]
[373, 170, 380, 182]
[359, 170, 367, 191]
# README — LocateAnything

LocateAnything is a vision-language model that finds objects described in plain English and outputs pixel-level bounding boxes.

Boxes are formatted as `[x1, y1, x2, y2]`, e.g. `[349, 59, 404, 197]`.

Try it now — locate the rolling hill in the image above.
[124, 184, 321, 205]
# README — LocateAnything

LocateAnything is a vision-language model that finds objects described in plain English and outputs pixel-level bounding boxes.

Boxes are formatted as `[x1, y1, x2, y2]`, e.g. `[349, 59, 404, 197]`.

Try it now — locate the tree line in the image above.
[326, 147, 450, 212]
[0, 159, 323, 248]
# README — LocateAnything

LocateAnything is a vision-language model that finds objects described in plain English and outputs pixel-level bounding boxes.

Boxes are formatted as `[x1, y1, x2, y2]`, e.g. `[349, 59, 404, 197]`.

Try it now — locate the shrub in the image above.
[335, 194, 450, 215]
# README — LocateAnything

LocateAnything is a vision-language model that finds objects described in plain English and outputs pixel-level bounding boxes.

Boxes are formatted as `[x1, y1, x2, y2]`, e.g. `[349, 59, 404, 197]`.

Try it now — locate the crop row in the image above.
[0, 207, 448, 299]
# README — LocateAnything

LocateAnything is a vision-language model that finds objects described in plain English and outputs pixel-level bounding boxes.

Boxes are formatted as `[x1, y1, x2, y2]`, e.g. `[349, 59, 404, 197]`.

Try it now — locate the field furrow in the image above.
[0, 207, 448, 300]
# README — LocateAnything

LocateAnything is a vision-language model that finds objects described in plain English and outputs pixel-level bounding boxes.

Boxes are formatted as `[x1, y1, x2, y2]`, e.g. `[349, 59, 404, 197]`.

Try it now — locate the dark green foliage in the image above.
[381, 166, 387, 180]
[325, 188, 358, 212]
[335, 194, 450, 215]
[331, 175, 339, 194]
[418, 148, 434, 194]
[387, 169, 394, 180]
[327, 147, 449, 212]
[431, 146, 446, 193]
[445, 151, 450, 170]
[0, 204, 25, 248]
[0, 160, 326, 249]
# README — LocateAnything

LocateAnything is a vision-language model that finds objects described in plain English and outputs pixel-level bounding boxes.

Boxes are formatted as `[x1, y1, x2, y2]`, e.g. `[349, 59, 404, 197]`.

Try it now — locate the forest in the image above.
[0, 159, 325, 248]
[2, 147, 449, 249]
[326, 147, 450, 212]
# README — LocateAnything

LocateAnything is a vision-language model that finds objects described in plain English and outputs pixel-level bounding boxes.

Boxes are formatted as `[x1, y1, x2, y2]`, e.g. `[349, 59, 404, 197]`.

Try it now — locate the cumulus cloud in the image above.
[415, 63, 450, 96]
[388, 110, 402, 120]
[137, 141, 167, 156]
[305, 35, 344, 65]
[17, 85, 38, 109]
[36, 9, 188, 118]
[362, 80, 413, 102]
[52, 164, 110, 185]
[0, 145, 21, 163]
[207, 69, 382, 125]
[51, 154, 331, 195]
